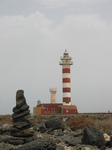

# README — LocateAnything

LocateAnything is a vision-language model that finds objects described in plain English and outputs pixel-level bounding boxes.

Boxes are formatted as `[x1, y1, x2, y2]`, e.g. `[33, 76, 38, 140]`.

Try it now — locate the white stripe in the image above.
[63, 83, 71, 88]
[62, 65, 70, 69]
[63, 102, 71, 105]
[63, 93, 71, 97]
[63, 73, 70, 78]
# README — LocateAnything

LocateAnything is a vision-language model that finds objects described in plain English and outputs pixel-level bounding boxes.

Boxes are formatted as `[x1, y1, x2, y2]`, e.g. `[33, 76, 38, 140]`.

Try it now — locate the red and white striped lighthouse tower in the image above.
[60, 50, 73, 105]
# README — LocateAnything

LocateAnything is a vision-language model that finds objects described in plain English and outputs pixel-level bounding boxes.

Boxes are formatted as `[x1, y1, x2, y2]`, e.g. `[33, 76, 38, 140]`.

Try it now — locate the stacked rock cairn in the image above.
[9, 90, 35, 145]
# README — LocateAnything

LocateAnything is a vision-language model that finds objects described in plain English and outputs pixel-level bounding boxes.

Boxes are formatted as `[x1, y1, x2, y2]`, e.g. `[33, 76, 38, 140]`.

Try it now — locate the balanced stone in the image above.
[12, 110, 30, 119]
[16, 90, 26, 109]
[13, 121, 30, 129]
[9, 90, 35, 145]
[13, 104, 29, 113]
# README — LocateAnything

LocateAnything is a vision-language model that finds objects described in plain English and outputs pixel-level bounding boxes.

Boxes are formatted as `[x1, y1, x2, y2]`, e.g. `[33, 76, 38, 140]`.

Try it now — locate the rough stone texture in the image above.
[12, 127, 34, 137]
[1, 110, 112, 149]
[45, 117, 63, 130]
[9, 90, 35, 145]
[63, 135, 82, 146]
[15, 138, 56, 150]
[13, 104, 29, 114]
[82, 126, 105, 148]
[0, 124, 11, 135]
[73, 144, 99, 150]
[56, 144, 65, 150]
[104, 133, 112, 148]
[0, 142, 15, 150]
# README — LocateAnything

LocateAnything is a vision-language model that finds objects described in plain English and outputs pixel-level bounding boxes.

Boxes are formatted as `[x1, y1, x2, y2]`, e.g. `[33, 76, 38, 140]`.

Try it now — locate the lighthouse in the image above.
[33, 50, 78, 116]
[60, 50, 73, 105]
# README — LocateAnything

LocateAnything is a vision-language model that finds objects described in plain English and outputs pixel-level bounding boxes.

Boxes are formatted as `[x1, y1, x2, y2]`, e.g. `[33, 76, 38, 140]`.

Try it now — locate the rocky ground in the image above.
[0, 90, 112, 150]
[0, 113, 112, 150]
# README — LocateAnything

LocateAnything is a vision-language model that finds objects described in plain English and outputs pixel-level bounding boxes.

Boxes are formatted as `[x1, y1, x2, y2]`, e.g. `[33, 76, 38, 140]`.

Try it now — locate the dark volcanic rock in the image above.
[12, 127, 35, 137]
[12, 110, 30, 119]
[45, 118, 63, 130]
[0, 124, 11, 135]
[13, 121, 30, 128]
[56, 145, 64, 150]
[8, 126, 18, 133]
[15, 138, 56, 150]
[82, 126, 105, 148]
[63, 135, 82, 146]
[16, 98, 26, 109]
[13, 104, 29, 113]
[9, 90, 35, 145]
[16, 90, 26, 108]
[12, 114, 31, 123]
[0, 142, 15, 150]
[1, 113, 112, 150]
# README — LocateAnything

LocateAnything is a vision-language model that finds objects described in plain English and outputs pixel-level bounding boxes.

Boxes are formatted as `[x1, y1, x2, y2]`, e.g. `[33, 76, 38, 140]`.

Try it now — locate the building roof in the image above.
[36, 103, 63, 107]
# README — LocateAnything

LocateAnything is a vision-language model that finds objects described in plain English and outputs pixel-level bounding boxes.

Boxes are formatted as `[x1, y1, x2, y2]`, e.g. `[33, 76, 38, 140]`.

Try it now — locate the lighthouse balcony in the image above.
[59, 61, 73, 65]
[60, 56, 72, 60]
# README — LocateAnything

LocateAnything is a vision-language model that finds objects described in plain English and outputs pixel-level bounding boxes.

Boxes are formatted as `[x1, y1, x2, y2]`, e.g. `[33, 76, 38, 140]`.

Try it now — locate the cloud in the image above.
[39, 0, 96, 8]
[54, 14, 112, 48]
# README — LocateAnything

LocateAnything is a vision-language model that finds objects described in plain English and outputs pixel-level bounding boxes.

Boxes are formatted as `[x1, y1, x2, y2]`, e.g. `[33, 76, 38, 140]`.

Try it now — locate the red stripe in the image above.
[63, 88, 71, 92]
[63, 78, 70, 83]
[63, 68, 70, 73]
[63, 97, 71, 103]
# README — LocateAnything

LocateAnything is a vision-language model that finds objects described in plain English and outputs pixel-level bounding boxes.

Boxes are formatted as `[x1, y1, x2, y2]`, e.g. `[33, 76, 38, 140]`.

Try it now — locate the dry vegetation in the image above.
[94, 118, 112, 133]
[0, 115, 12, 125]
[69, 117, 94, 130]
[69, 114, 112, 134]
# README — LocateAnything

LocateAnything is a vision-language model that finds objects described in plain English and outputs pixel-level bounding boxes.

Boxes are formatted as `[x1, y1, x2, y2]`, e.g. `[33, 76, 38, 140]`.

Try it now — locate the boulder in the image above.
[82, 126, 105, 148]
[45, 118, 63, 130]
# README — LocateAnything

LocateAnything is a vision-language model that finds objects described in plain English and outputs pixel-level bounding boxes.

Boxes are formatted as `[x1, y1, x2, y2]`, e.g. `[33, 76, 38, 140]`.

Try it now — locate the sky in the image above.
[0, 0, 112, 114]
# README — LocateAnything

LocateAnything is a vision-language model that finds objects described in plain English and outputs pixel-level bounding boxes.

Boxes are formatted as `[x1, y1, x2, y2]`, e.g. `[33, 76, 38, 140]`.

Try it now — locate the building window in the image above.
[58, 107, 62, 113]
[52, 107, 55, 114]
[66, 110, 69, 113]
[45, 108, 48, 112]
